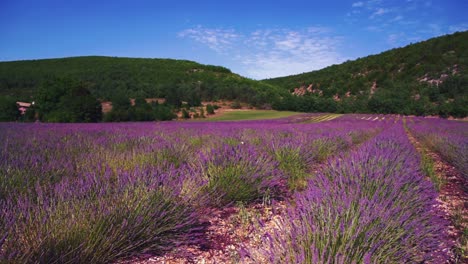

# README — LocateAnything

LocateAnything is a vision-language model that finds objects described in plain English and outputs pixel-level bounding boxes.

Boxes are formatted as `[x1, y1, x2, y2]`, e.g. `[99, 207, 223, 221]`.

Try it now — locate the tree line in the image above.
[0, 56, 283, 108]
[0, 77, 177, 122]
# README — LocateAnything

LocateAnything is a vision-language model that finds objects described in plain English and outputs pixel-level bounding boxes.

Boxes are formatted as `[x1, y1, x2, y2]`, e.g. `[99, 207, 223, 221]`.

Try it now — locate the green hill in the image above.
[0, 56, 282, 106]
[264, 31, 468, 117]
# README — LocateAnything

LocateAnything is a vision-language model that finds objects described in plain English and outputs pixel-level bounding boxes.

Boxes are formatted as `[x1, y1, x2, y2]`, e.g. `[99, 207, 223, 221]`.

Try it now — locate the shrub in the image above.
[309, 137, 349, 162]
[199, 144, 281, 206]
[408, 118, 468, 186]
[0, 96, 19, 121]
[181, 108, 190, 119]
[231, 101, 242, 109]
[199, 107, 205, 118]
[0, 168, 206, 263]
[206, 104, 215, 115]
[272, 142, 309, 191]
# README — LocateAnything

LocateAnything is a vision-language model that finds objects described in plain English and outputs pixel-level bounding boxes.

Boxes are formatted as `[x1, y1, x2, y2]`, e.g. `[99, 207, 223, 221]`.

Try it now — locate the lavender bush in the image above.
[1, 166, 206, 263]
[198, 144, 282, 206]
[407, 117, 468, 183]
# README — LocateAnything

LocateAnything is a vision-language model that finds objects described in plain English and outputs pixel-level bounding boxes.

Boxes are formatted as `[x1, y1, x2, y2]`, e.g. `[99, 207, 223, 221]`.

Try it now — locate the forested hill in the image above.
[264, 31, 468, 117]
[0, 56, 282, 106]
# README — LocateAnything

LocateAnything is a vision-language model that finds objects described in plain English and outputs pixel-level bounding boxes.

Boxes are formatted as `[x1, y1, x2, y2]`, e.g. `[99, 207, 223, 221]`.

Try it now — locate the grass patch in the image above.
[420, 150, 445, 191]
[300, 113, 343, 123]
[199, 144, 281, 206]
[205, 110, 300, 121]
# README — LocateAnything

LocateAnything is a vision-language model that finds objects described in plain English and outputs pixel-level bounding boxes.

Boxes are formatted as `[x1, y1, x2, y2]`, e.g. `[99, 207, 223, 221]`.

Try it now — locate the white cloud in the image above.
[370, 8, 389, 18]
[365, 25, 383, 32]
[178, 26, 240, 53]
[242, 28, 344, 79]
[352, 2, 364, 7]
[427, 23, 442, 35]
[390, 15, 403, 22]
[179, 26, 345, 79]
[449, 23, 468, 33]
[388, 33, 405, 45]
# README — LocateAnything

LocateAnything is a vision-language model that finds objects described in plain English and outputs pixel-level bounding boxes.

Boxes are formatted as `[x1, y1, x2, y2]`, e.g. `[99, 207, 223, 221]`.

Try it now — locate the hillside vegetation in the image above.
[0, 32, 467, 121]
[0, 56, 282, 106]
[265, 31, 468, 117]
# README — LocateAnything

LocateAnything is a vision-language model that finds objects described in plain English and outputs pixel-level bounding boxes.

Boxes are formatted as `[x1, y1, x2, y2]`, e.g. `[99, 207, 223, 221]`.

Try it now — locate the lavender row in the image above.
[0, 120, 381, 198]
[244, 122, 451, 263]
[407, 117, 468, 182]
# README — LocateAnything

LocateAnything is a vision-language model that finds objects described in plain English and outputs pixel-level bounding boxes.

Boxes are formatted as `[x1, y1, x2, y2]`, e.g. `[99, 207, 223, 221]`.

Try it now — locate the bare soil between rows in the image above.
[406, 128, 467, 263]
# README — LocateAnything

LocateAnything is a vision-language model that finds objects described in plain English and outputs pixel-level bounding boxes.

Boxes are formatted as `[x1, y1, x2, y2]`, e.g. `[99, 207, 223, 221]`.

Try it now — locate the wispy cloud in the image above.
[348, 1, 396, 23]
[352, 2, 364, 7]
[449, 23, 468, 33]
[242, 28, 345, 79]
[387, 32, 405, 45]
[179, 26, 345, 79]
[347, 0, 461, 48]
[390, 15, 403, 22]
[370, 8, 389, 19]
[178, 26, 240, 53]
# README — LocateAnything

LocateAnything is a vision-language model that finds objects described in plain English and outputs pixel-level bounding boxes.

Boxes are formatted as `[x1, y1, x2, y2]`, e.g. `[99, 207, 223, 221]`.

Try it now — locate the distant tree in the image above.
[449, 98, 468, 118]
[35, 78, 102, 122]
[181, 108, 190, 119]
[153, 104, 176, 121]
[36, 78, 68, 119]
[165, 86, 182, 108]
[206, 104, 215, 115]
[185, 82, 202, 107]
[58, 84, 102, 122]
[131, 97, 153, 121]
[200, 107, 205, 118]
[111, 91, 131, 111]
[231, 101, 242, 109]
[133, 96, 147, 107]
[439, 76, 468, 98]
[22, 105, 37, 121]
[0, 96, 19, 121]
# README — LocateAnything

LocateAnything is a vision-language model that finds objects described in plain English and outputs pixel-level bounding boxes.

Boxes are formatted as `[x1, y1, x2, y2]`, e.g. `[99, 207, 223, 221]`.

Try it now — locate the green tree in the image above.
[231, 100, 242, 109]
[58, 84, 102, 122]
[165, 85, 183, 108]
[153, 104, 176, 121]
[0, 96, 19, 121]
[181, 109, 190, 119]
[200, 107, 205, 118]
[206, 104, 215, 115]
[131, 97, 153, 121]
[110, 91, 131, 111]
[35, 78, 102, 122]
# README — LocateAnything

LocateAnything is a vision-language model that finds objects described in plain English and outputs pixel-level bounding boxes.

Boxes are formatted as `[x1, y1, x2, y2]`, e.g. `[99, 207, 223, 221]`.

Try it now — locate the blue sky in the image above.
[1, 0, 467, 79]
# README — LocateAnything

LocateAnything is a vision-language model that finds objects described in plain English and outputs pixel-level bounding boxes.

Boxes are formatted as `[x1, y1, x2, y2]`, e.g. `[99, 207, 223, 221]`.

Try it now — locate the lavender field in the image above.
[0, 114, 466, 263]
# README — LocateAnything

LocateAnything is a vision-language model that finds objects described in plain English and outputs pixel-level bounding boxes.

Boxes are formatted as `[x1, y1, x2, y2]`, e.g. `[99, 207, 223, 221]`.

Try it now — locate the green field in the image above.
[206, 110, 300, 121]
[300, 114, 343, 123]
